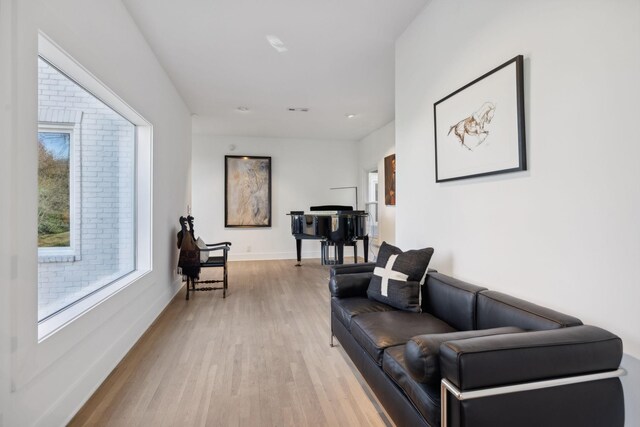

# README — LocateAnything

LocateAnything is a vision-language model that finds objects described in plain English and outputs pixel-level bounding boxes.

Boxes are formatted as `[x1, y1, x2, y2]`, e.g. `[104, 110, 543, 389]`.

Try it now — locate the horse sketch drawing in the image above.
[447, 102, 496, 150]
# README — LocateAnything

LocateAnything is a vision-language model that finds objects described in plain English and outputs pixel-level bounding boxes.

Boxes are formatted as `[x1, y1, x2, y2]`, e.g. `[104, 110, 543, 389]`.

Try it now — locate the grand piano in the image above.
[288, 205, 368, 266]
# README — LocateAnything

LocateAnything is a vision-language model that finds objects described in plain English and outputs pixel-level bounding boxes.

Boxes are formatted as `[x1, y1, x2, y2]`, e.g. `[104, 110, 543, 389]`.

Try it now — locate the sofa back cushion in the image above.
[422, 273, 486, 331]
[477, 290, 583, 331]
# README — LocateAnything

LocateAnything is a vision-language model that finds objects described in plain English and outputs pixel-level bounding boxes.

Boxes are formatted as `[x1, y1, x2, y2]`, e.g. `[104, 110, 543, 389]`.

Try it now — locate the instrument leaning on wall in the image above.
[287, 205, 368, 266]
[177, 215, 200, 279]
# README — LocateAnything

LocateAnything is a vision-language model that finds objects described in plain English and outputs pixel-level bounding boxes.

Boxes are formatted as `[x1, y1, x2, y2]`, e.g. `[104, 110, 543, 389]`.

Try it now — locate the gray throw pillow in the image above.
[367, 242, 434, 312]
[196, 237, 209, 264]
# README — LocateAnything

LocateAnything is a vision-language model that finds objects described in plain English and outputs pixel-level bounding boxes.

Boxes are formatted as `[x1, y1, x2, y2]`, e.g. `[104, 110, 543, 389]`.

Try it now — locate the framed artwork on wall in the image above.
[384, 154, 396, 206]
[434, 55, 526, 182]
[225, 155, 272, 227]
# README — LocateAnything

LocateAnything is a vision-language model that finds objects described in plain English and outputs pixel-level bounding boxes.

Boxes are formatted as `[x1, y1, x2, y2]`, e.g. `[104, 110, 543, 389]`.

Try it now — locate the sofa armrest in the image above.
[330, 263, 376, 277]
[440, 325, 623, 390]
[328, 272, 372, 298]
[405, 327, 524, 384]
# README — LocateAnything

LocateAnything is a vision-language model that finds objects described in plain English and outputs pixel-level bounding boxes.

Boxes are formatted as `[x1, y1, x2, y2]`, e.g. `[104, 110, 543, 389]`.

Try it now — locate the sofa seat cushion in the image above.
[351, 311, 456, 365]
[331, 297, 396, 331]
[383, 345, 441, 426]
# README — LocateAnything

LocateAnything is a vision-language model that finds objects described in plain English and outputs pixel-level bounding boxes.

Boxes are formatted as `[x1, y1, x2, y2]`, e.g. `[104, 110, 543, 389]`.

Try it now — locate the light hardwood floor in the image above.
[69, 259, 391, 427]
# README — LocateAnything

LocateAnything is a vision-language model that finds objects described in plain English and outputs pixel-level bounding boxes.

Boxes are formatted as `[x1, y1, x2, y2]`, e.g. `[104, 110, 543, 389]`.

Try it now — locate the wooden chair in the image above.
[179, 216, 231, 300]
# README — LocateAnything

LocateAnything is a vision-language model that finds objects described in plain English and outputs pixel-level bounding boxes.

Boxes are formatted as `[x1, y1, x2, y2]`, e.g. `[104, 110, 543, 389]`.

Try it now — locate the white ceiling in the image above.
[122, 0, 427, 141]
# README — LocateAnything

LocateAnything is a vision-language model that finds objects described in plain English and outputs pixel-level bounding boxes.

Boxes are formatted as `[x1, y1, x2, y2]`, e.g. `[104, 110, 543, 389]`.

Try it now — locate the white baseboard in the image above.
[228, 249, 373, 263]
[228, 251, 321, 261]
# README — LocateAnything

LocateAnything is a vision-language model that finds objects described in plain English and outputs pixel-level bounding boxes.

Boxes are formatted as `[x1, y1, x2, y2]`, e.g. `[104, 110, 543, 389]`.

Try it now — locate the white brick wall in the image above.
[37, 58, 135, 320]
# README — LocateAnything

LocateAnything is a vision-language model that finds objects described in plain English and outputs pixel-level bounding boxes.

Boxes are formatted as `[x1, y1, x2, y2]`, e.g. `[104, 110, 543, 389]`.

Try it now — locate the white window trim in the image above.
[37, 123, 79, 261]
[367, 170, 379, 240]
[36, 32, 153, 341]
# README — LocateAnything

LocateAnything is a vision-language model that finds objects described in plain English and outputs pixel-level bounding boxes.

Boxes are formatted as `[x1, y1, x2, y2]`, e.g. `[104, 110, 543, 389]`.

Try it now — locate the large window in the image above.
[37, 34, 152, 334]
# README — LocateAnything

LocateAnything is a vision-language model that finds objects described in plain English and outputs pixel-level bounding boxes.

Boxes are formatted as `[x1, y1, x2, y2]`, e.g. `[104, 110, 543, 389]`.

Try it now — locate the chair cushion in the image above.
[331, 297, 396, 331]
[351, 311, 456, 365]
[202, 256, 225, 267]
[367, 242, 434, 312]
[196, 237, 208, 263]
[383, 345, 441, 426]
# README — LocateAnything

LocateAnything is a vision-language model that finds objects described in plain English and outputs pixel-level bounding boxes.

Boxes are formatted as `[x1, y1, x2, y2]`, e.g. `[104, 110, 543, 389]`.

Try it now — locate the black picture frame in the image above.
[224, 155, 272, 228]
[434, 55, 526, 182]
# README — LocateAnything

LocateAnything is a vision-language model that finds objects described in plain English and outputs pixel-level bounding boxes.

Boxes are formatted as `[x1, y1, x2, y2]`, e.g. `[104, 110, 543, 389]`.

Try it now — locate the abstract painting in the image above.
[434, 55, 526, 182]
[384, 154, 396, 206]
[225, 156, 272, 227]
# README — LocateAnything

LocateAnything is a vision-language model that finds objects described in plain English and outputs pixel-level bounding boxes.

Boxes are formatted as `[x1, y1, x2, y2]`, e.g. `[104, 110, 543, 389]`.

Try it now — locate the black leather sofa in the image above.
[329, 263, 625, 427]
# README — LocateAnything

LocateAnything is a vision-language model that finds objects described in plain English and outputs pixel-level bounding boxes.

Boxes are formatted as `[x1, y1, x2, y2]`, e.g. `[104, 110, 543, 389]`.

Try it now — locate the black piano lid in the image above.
[310, 205, 353, 211]
[288, 210, 367, 216]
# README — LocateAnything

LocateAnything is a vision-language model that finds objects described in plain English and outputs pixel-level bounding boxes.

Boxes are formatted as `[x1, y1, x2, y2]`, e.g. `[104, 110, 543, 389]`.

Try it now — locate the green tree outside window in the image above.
[38, 132, 70, 247]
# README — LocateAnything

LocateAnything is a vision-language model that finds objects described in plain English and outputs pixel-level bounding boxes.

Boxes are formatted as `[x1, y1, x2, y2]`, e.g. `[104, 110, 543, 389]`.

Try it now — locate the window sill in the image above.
[38, 268, 151, 342]
[38, 247, 79, 263]
[38, 254, 79, 263]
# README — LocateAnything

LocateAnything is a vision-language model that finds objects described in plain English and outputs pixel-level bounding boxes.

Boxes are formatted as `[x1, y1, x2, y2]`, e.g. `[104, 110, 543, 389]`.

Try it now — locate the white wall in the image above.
[192, 134, 359, 261]
[0, 0, 191, 425]
[396, 0, 640, 422]
[0, 2, 14, 423]
[357, 121, 396, 257]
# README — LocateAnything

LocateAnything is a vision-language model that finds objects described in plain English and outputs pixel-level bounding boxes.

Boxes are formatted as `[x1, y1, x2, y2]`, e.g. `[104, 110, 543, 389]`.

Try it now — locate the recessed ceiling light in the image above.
[346, 114, 356, 119]
[266, 35, 288, 53]
[237, 106, 250, 112]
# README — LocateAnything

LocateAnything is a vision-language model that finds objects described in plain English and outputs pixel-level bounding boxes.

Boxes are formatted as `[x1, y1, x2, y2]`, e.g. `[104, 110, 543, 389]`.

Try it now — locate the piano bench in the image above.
[321, 240, 359, 265]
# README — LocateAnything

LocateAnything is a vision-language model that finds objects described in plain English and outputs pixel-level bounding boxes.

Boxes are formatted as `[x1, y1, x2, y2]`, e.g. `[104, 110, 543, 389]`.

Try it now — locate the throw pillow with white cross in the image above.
[366, 242, 434, 312]
[373, 254, 409, 297]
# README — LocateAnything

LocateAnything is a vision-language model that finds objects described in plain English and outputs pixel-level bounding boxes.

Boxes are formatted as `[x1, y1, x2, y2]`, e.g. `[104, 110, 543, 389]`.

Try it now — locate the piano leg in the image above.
[296, 239, 302, 267]
[353, 242, 358, 263]
[337, 243, 344, 265]
[363, 236, 369, 263]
